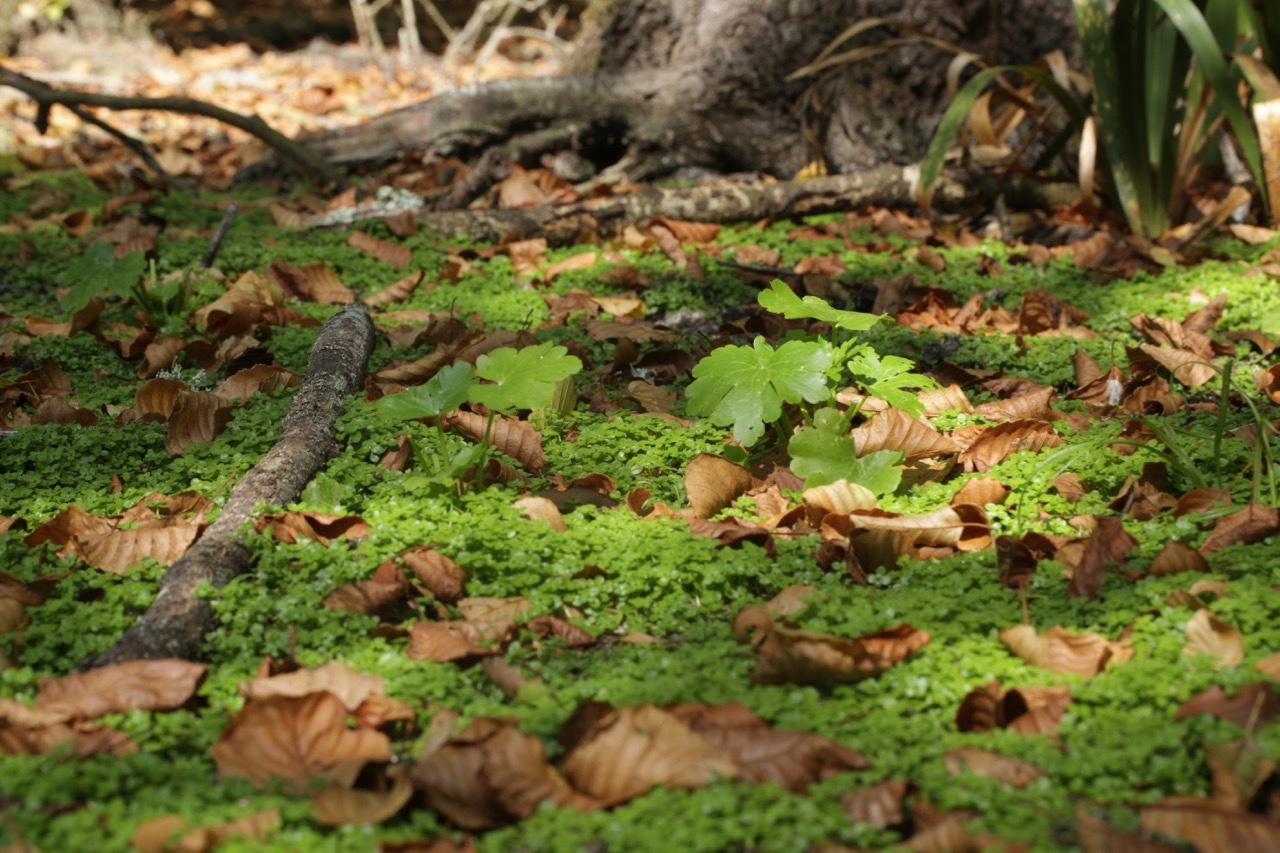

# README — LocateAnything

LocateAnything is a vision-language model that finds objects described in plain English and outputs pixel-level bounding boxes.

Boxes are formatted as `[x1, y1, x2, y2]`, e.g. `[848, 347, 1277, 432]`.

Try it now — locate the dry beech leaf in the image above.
[526, 614, 596, 648]
[916, 384, 973, 416]
[323, 561, 408, 614]
[562, 704, 737, 803]
[1140, 795, 1280, 852]
[513, 496, 567, 531]
[1148, 540, 1210, 575]
[1068, 515, 1138, 600]
[973, 385, 1056, 422]
[626, 379, 675, 413]
[1175, 683, 1277, 730]
[240, 661, 385, 713]
[411, 716, 591, 830]
[733, 607, 929, 685]
[1183, 610, 1245, 668]
[407, 620, 515, 663]
[840, 779, 912, 830]
[954, 681, 1070, 735]
[131, 809, 281, 853]
[1136, 344, 1218, 387]
[256, 511, 369, 544]
[1204, 737, 1277, 809]
[1075, 807, 1182, 853]
[803, 479, 878, 516]
[215, 364, 299, 401]
[444, 410, 544, 473]
[165, 391, 234, 455]
[266, 257, 355, 304]
[36, 659, 206, 720]
[0, 720, 136, 758]
[312, 766, 415, 826]
[363, 271, 424, 306]
[943, 748, 1044, 788]
[212, 692, 391, 792]
[78, 520, 201, 574]
[951, 476, 1010, 507]
[849, 408, 961, 460]
[457, 596, 529, 623]
[958, 419, 1063, 473]
[400, 546, 468, 602]
[347, 231, 412, 268]
[685, 453, 753, 519]
[1200, 502, 1280, 554]
[1256, 652, 1280, 680]
[999, 624, 1132, 677]
[668, 701, 869, 791]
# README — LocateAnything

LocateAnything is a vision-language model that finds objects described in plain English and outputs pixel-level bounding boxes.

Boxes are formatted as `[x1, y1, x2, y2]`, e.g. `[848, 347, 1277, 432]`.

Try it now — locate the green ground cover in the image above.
[2, 173, 1280, 851]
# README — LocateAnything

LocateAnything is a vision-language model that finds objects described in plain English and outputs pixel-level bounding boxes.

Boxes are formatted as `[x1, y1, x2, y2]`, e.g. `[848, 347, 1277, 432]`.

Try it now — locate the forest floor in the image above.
[3, 17, 1280, 853]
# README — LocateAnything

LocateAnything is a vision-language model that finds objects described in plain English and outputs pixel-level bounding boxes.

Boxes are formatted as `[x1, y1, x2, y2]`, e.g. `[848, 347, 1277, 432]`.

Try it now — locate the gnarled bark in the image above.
[299, 0, 1077, 179]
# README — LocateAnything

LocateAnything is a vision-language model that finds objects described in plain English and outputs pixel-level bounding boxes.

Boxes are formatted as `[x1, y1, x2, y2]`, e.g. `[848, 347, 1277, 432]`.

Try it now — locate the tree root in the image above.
[319, 166, 1080, 246]
[78, 305, 376, 669]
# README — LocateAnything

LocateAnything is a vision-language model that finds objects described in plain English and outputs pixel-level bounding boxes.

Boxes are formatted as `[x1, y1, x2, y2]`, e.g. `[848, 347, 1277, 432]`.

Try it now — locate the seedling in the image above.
[685, 280, 937, 492]
[374, 342, 582, 489]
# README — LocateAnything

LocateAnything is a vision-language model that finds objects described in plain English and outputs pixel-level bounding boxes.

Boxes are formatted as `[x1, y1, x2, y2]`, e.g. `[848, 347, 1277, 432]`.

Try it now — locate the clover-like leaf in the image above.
[375, 362, 474, 421]
[685, 337, 833, 446]
[757, 279, 884, 332]
[469, 343, 582, 412]
[848, 349, 937, 417]
[62, 242, 147, 313]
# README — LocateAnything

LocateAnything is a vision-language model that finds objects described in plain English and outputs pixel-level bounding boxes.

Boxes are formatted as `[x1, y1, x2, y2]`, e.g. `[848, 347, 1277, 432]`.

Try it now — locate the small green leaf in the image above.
[61, 242, 147, 313]
[788, 407, 858, 487]
[848, 350, 936, 417]
[685, 337, 833, 446]
[469, 343, 582, 412]
[757, 279, 884, 331]
[375, 362, 474, 421]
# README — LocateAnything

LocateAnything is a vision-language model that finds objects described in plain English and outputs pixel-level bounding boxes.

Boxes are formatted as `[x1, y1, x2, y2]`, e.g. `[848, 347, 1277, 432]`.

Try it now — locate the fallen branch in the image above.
[0, 63, 346, 186]
[79, 305, 376, 669]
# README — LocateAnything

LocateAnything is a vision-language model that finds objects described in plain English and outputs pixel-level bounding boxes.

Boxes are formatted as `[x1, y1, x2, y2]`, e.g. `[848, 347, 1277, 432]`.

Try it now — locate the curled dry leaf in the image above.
[363, 270, 424, 306]
[1175, 684, 1277, 730]
[444, 411, 545, 473]
[212, 692, 391, 792]
[1140, 795, 1280, 852]
[312, 766, 415, 827]
[525, 614, 596, 648]
[668, 701, 869, 792]
[36, 659, 206, 720]
[803, 479, 877, 516]
[943, 748, 1044, 788]
[131, 809, 281, 853]
[685, 453, 753, 519]
[841, 779, 912, 830]
[951, 476, 1010, 507]
[958, 419, 1063, 473]
[1068, 515, 1137, 600]
[1183, 610, 1245, 668]
[165, 391, 234, 455]
[400, 546, 468, 603]
[733, 607, 929, 685]
[955, 681, 1071, 736]
[1200, 502, 1280, 554]
[256, 511, 369, 545]
[999, 625, 1132, 677]
[411, 716, 591, 830]
[323, 560, 408, 614]
[850, 408, 961, 460]
[562, 704, 737, 803]
[78, 520, 201, 574]
[408, 620, 515, 663]
[1204, 737, 1277, 809]
[240, 661, 385, 713]
[513, 496, 567, 531]
[1148, 540, 1210, 575]
[1075, 807, 1181, 853]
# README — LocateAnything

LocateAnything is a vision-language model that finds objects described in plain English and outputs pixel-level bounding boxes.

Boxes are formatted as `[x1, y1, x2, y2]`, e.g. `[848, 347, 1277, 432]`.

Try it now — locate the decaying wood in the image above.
[79, 304, 376, 669]
[321, 166, 1080, 245]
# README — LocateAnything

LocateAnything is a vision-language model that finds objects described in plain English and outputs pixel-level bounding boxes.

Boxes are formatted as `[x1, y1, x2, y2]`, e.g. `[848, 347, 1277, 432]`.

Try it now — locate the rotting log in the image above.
[78, 304, 376, 669]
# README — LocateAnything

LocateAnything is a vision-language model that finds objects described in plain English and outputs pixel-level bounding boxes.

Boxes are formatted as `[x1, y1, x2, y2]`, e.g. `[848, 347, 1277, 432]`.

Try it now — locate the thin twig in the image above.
[0, 63, 347, 186]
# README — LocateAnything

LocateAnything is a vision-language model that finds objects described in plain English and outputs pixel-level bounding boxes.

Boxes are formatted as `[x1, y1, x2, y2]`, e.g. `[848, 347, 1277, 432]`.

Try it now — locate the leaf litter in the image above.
[4, 36, 1280, 853]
